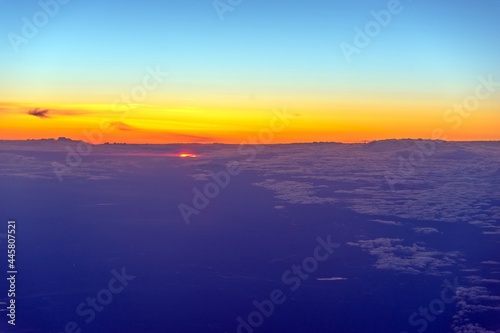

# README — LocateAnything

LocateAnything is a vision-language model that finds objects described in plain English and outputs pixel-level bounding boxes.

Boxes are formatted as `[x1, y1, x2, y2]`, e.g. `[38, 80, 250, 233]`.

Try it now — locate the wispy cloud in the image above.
[0, 102, 105, 117]
[27, 108, 93, 118]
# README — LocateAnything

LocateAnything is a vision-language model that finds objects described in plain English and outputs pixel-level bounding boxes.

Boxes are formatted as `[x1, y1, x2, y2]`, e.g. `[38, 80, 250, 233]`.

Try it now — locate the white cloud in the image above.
[413, 227, 440, 234]
[347, 238, 460, 276]
[317, 277, 347, 281]
[372, 219, 403, 226]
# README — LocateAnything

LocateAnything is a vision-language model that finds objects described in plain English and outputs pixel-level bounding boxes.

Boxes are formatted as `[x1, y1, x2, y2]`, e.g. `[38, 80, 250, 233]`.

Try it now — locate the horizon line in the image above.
[1, 137, 500, 146]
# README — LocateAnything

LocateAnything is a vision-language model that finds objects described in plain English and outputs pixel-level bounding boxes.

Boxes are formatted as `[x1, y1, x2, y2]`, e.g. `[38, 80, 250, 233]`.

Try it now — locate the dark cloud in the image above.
[28, 108, 50, 118]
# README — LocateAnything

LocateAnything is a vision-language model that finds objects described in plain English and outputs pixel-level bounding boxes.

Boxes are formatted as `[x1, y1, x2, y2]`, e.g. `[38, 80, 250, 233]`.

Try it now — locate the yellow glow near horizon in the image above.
[1, 95, 499, 144]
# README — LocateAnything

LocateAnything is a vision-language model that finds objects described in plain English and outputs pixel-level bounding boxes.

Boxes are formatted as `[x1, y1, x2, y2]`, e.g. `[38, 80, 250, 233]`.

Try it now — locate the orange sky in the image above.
[1, 95, 498, 144]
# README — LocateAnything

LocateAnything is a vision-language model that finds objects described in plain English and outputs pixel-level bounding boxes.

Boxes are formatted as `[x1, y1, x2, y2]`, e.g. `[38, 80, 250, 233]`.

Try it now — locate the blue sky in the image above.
[2, 0, 499, 94]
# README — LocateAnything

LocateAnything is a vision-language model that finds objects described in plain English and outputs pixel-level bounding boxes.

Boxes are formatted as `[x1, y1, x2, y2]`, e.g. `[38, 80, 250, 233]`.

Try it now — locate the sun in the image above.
[178, 153, 198, 158]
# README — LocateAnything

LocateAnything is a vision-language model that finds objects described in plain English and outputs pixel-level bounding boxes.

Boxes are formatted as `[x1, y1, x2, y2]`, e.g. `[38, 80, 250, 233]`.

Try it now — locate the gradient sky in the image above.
[0, 0, 499, 143]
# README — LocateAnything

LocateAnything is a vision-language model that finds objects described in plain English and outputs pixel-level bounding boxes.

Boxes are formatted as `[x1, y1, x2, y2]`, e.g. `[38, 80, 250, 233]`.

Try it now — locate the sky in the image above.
[0, 0, 499, 144]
